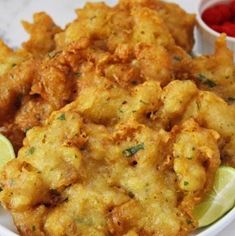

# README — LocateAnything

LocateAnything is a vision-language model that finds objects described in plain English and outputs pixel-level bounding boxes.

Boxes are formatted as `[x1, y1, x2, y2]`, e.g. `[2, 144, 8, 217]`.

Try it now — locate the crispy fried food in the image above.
[0, 12, 62, 151]
[55, 0, 195, 52]
[1, 1, 235, 236]
[0, 1, 195, 152]
[119, 0, 196, 52]
[192, 35, 235, 101]
[183, 91, 235, 167]
[22, 12, 62, 57]
[0, 77, 222, 235]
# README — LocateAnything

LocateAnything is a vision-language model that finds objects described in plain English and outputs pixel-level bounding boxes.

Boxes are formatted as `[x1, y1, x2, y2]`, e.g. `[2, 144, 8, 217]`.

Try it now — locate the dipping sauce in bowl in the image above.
[197, 0, 235, 57]
[202, 0, 235, 37]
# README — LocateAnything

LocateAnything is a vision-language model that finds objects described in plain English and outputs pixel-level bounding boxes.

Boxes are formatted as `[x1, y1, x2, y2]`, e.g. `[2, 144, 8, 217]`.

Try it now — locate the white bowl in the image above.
[196, 0, 235, 57]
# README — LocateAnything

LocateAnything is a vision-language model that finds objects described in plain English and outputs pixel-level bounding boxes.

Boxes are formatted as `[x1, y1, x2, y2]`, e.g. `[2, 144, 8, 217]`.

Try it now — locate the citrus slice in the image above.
[0, 134, 15, 171]
[193, 166, 235, 228]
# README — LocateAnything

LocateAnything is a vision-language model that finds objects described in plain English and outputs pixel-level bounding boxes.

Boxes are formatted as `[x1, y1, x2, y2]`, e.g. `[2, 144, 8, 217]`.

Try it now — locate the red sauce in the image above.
[202, 0, 235, 37]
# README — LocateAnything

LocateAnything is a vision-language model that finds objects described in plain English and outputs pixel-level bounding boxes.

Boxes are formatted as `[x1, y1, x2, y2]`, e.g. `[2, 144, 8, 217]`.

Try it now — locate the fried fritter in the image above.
[119, 0, 196, 52]
[22, 12, 62, 57]
[0, 1, 195, 151]
[1, 1, 235, 236]
[0, 12, 62, 151]
[192, 35, 235, 102]
[0, 76, 222, 236]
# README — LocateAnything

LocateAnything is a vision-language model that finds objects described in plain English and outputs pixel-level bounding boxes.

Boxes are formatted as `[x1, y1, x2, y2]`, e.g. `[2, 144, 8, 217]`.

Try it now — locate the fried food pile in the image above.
[0, 0, 195, 152]
[0, 0, 235, 235]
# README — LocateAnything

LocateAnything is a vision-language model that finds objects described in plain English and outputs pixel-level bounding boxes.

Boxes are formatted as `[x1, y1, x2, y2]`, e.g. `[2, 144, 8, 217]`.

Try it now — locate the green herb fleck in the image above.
[184, 181, 189, 186]
[75, 72, 81, 78]
[24, 127, 31, 133]
[187, 157, 193, 160]
[27, 147, 35, 155]
[48, 50, 61, 58]
[128, 191, 135, 198]
[227, 97, 235, 104]
[90, 16, 96, 21]
[32, 225, 36, 232]
[187, 219, 193, 225]
[173, 56, 182, 61]
[12, 63, 17, 67]
[205, 80, 216, 88]
[140, 100, 148, 105]
[123, 143, 144, 157]
[196, 101, 201, 111]
[196, 74, 217, 88]
[57, 113, 66, 121]
[0, 187, 3, 192]
[75, 216, 93, 226]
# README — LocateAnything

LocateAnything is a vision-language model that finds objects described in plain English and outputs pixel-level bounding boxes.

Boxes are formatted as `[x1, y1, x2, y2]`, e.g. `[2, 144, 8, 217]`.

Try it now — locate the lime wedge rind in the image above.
[0, 134, 15, 171]
[197, 206, 235, 229]
[193, 166, 235, 228]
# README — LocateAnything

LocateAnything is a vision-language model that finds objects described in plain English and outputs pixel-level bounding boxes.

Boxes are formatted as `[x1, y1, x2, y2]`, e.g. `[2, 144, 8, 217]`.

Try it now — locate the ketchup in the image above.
[202, 0, 235, 37]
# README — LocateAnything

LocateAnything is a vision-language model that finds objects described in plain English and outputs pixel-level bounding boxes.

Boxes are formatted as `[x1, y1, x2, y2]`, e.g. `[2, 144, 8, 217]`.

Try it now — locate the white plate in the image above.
[0, 0, 234, 235]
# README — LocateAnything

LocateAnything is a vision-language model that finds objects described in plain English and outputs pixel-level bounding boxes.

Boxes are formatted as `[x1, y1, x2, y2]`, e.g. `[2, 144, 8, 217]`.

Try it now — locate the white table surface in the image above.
[0, 0, 234, 235]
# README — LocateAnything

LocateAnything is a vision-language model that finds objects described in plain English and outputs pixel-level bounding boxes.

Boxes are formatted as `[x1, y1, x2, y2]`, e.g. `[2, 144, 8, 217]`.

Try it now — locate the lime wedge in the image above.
[0, 134, 15, 171]
[193, 166, 235, 228]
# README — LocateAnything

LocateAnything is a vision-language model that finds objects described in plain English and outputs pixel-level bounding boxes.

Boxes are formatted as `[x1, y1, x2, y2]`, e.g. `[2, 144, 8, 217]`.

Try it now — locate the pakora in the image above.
[0, 0, 235, 236]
